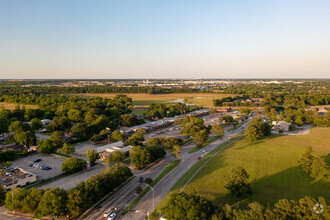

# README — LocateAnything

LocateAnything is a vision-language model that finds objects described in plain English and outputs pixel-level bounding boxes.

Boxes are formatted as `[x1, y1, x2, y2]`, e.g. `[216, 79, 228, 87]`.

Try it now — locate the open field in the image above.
[69, 93, 236, 107]
[0, 102, 38, 110]
[157, 127, 330, 209]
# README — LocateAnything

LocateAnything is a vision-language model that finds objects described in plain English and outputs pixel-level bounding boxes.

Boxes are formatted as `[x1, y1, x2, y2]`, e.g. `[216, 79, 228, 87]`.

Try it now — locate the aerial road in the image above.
[85, 114, 251, 220]
[122, 120, 250, 220]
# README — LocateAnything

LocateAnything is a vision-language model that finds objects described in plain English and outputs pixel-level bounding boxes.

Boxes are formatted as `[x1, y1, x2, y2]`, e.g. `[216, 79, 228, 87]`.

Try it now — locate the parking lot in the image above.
[11, 153, 64, 180]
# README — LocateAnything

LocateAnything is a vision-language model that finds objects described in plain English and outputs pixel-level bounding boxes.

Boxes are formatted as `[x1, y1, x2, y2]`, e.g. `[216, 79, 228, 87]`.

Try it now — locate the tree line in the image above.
[3, 163, 132, 218]
[160, 192, 328, 220]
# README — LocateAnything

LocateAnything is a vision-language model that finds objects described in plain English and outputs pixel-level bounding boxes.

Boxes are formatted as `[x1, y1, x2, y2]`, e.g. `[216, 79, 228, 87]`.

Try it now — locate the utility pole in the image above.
[12, 176, 14, 216]
[146, 184, 154, 213]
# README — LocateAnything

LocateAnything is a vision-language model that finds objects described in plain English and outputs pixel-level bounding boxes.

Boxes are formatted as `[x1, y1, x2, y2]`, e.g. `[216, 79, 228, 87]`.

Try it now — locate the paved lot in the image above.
[35, 133, 50, 141]
[271, 124, 312, 136]
[74, 141, 98, 155]
[11, 153, 64, 180]
[39, 164, 105, 190]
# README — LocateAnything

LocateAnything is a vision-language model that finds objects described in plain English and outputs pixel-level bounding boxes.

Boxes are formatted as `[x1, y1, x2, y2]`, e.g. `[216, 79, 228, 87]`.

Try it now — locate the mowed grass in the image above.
[0, 102, 38, 110]
[132, 107, 148, 115]
[69, 93, 235, 107]
[158, 127, 330, 209]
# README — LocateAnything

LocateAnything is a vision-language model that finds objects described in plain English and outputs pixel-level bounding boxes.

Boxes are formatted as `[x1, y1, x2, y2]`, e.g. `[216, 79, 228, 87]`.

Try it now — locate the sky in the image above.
[0, 0, 330, 79]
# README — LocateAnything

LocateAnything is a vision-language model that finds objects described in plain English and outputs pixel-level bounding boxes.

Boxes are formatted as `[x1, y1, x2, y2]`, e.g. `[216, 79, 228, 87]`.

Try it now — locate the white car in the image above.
[108, 213, 116, 220]
[103, 210, 112, 218]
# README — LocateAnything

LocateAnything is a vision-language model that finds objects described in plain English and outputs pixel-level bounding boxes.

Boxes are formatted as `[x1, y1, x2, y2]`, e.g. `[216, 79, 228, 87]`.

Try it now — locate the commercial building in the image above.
[272, 121, 291, 131]
[1, 167, 37, 190]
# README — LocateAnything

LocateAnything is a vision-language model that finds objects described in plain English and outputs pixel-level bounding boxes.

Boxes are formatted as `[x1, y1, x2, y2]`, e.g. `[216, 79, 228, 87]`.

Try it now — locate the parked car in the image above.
[29, 164, 34, 167]
[108, 213, 116, 220]
[103, 210, 112, 218]
[34, 159, 42, 163]
[197, 157, 201, 160]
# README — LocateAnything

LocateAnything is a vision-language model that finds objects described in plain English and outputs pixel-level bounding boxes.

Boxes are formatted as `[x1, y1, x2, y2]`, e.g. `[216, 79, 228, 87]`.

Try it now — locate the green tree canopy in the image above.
[161, 193, 215, 220]
[62, 157, 86, 173]
[224, 166, 252, 197]
[85, 147, 100, 164]
[298, 146, 314, 175]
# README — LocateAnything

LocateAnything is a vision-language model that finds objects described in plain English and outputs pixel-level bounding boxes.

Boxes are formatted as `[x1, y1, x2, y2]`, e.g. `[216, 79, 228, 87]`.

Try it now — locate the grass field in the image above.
[0, 102, 39, 110]
[69, 93, 235, 107]
[157, 127, 330, 210]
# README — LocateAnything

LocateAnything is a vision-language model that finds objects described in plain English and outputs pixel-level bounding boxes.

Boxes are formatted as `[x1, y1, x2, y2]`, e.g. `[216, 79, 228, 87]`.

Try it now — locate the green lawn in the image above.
[157, 127, 330, 210]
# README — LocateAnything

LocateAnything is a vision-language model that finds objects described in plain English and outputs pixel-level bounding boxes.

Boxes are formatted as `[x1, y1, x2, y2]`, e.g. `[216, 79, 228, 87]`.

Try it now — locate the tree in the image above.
[311, 157, 328, 181]
[62, 157, 86, 173]
[21, 188, 44, 213]
[57, 143, 75, 156]
[193, 129, 209, 145]
[30, 118, 42, 130]
[224, 166, 252, 197]
[211, 123, 224, 137]
[172, 145, 182, 159]
[67, 109, 82, 122]
[298, 146, 314, 175]
[127, 132, 145, 146]
[146, 146, 166, 162]
[5, 188, 27, 210]
[295, 115, 303, 126]
[120, 114, 143, 127]
[50, 130, 64, 148]
[111, 130, 125, 142]
[14, 130, 36, 147]
[161, 193, 215, 220]
[179, 116, 206, 136]
[219, 115, 234, 125]
[106, 151, 126, 165]
[130, 146, 151, 170]
[245, 117, 271, 142]
[38, 139, 57, 154]
[0, 185, 6, 206]
[240, 108, 251, 116]
[144, 177, 153, 185]
[135, 186, 143, 194]
[37, 188, 67, 216]
[71, 122, 88, 136]
[85, 147, 100, 164]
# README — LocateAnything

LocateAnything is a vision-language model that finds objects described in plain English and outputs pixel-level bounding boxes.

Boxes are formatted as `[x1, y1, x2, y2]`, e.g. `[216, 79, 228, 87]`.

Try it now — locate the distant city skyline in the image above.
[1, 0, 330, 79]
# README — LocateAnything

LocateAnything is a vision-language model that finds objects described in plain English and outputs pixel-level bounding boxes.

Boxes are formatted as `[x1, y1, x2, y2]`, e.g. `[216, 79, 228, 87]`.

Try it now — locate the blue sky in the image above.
[0, 0, 330, 79]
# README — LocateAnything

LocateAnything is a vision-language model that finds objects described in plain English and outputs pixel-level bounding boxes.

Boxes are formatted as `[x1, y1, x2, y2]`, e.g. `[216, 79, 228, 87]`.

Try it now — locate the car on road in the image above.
[33, 159, 42, 163]
[103, 210, 112, 218]
[197, 157, 201, 160]
[108, 213, 116, 220]
[138, 176, 143, 183]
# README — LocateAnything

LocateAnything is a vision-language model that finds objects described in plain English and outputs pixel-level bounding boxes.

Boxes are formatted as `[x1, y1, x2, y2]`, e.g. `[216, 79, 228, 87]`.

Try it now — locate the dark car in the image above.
[29, 164, 34, 167]
[138, 177, 143, 183]
[34, 159, 42, 163]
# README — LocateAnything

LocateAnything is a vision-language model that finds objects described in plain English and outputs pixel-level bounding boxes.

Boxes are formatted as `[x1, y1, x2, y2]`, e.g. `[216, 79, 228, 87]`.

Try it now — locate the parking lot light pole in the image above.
[146, 184, 154, 212]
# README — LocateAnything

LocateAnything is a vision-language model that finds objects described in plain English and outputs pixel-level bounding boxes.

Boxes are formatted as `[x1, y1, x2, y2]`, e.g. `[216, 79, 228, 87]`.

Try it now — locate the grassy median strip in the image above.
[228, 121, 246, 132]
[121, 160, 181, 215]
[188, 136, 220, 153]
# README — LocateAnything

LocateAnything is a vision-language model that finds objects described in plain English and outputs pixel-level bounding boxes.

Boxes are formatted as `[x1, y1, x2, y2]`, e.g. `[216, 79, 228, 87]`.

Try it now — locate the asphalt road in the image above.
[85, 114, 223, 219]
[123, 121, 249, 220]
[85, 155, 177, 220]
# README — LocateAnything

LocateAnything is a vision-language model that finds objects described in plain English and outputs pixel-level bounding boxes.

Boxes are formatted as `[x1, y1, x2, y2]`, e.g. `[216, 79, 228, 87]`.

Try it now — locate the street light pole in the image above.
[12, 176, 14, 216]
[146, 184, 154, 212]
